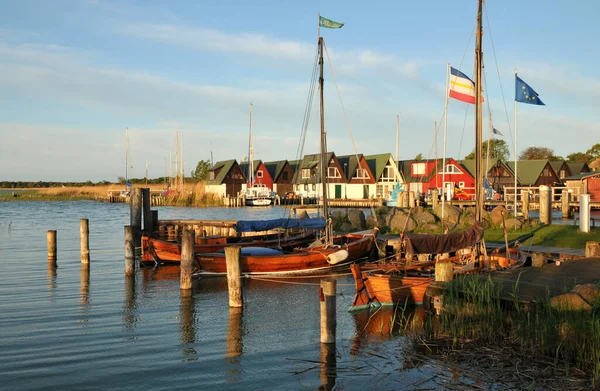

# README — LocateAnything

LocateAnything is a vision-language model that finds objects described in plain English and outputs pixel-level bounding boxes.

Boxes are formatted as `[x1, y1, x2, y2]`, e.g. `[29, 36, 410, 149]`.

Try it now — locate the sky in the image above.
[0, 0, 598, 182]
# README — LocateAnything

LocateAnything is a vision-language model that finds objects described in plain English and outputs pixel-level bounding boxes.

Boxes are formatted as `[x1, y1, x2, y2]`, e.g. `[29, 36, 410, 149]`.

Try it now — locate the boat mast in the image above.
[318, 36, 329, 240]
[474, 0, 484, 222]
[248, 103, 254, 187]
[125, 127, 129, 187]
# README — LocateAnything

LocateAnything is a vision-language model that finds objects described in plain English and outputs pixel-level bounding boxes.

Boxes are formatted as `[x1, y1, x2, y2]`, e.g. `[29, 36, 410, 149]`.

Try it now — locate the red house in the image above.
[399, 158, 475, 199]
[239, 160, 274, 190]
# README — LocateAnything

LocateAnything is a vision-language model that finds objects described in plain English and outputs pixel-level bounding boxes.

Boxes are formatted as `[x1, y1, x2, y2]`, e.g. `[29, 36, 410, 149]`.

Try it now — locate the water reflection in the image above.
[319, 343, 336, 391]
[226, 306, 244, 382]
[180, 290, 197, 361]
[122, 275, 137, 332]
[47, 262, 57, 301]
[80, 264, 90, 306]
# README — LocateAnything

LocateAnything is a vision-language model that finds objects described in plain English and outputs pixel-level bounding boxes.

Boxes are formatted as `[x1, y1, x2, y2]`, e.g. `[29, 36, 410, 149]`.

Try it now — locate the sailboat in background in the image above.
[384, 114, 404, 207]
[120, 127, 132, 198]
[244, 103, 274, 206]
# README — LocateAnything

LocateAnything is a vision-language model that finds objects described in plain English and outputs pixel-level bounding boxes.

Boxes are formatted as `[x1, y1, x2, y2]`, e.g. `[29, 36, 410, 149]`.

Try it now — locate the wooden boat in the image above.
[194, 229, 377, 275]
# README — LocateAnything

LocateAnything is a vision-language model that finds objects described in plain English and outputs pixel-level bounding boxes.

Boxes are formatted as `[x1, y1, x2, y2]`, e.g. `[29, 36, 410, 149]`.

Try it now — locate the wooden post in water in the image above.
[180, 229, 195, 291]
[539, 185, 551, 225]
[401, 191, 409, 208]
[521, 190, 529, 220]
[561, 191, 571, 219]
[80, 218, 90, 264]
[130, 187, 143, 246]
[408, 191, 415, 208]
[47, 230, 57, 263]
[319, 279, 336, 344]
[432, 189, 439, 210]
[124, 225, 135, 276]
[150, 210, 158, 232]
[225, 246, 243, 308]
[142, 188, 151, 232]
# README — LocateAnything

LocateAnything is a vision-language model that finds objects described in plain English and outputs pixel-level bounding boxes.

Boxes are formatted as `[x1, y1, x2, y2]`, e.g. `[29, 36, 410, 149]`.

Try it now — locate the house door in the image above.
[444, 182, 453, 201]
[335, 185, 342, 199]
[363, 185, 369, 199]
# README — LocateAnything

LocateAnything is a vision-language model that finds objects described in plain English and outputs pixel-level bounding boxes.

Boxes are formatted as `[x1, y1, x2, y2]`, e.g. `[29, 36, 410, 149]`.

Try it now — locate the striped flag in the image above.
[449, 66, 481, 104]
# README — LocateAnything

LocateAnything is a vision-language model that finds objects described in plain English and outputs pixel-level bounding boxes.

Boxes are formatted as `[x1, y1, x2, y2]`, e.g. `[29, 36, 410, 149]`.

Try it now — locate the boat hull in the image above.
[245, 197, 273, 206]
[194, 230, 377, 275]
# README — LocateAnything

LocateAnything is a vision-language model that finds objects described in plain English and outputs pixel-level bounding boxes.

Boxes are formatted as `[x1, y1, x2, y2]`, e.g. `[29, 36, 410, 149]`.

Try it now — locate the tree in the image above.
[191, 160, 210, 180]
[519, 146, 561, 160]
[566, 152, 591, 163]
[414, 153, 424, 161]
[586, 143, 600, 160]
[464, 139, 510, 161]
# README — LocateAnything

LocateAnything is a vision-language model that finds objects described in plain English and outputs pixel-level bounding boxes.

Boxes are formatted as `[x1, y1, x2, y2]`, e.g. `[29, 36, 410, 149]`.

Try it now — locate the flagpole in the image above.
[514, 68, 518, 219]
[318, 13, 321, 39]
[442, 62, 449, 223]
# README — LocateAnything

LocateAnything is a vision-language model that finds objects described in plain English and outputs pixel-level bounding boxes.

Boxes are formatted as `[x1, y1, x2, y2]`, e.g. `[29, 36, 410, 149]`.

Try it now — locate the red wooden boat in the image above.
[194, 229, 378, 275]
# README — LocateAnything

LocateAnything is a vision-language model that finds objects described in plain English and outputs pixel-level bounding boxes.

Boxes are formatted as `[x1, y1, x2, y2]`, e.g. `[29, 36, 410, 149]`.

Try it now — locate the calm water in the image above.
[0, 201, 458, 390]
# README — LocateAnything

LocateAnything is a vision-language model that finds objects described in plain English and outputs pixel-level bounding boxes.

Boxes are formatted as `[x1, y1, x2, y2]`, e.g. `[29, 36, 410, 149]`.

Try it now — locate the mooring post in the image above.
[539, 185, 551, 225]
[47, 230, 57, 263]
[561, 191, 571, 219]
[180, 229, 195, 291]
[225, 246, 243, 307]
[586, 241, 600, 258]
[320, 279, 336, 344]
[432, 189, 439, 210]
[401, 191, 409, 208]
[150, 210, 158, 233]
[521, 190, 529, 220]
[124, 225, 135, 276]
[130, 187, 143, 247]
[408, 191, 416, 208]
[79, 218, 90, 264]
[142, 188, 151, 232]
[580, 194, 591, 233]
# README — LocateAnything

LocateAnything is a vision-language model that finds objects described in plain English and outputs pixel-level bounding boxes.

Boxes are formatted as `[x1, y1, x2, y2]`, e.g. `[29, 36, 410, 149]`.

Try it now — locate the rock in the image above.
[365, 215, 385, 229]
[413, 206, 437, 226]
[340, 222, 353, 232]
[297, 210, 310, 219]
[347, 210, 366, 230]
[570, 284, 600, 304]
[388, 212, 417, 232]
[585, 241, 600, 258]
[432, 204, 461, 226]
[504, 218, 523, 229]
[420, 223, 441, 233]
[331, 210, 345, 222]
[550, 293, 592, 311]
[490, 206, 508, 226]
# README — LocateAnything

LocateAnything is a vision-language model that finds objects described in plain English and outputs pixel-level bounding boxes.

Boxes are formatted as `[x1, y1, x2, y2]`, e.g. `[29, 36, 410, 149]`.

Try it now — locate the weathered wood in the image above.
[130, 187, 143, 247]
[408, 191, 416, 208]
[531, 253, 546, 268]
[150, 210, 158, 232]
[124, 225, 135, 276]
[226, 307, 243, 358]
[432, 189, 439, 210]
[586, 241, 600, 258]
[539, 186, 551, 225]
[401, 191, 409, 208]
[225, 246, 243, 307]
[435, 261, 453, 282]
[320, 279, 336, 344]
[180, 229, 195, 290]
[47, 230, 57, 262]
[142, 188, 151, 233]
[561, 191, 571, 219]
[80, 218, 90, 264]
[521, 190, 529, 220]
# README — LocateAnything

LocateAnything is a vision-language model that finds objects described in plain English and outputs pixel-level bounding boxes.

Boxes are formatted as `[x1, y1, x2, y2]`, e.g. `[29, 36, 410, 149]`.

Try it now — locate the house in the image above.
[460, 158, 516, 194]
[506, 160, 560, 187]
[263, 160, 295, 195]
[568, 161, 592, 175]
[399, 158, 475, 199]
[336, 154, 377, 199]
[550, 161, 572, 183]
[205, 160, 246, 197]
[239, 160, 274, 191]
[564, 172, 600, 201]
[365, 153, 404, 199]
[293, 152, 345, 198]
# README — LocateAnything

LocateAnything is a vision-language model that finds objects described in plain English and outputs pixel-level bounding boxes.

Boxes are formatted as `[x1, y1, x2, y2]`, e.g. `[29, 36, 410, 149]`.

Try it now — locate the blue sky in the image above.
[0, 0, 598, 181]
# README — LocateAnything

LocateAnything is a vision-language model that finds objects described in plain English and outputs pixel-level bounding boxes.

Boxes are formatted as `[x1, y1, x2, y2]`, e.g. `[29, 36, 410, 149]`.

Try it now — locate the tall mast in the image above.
[318, 36, 329, 239]
[175, 131, 179, 191]
[248, 103, 254, 186]
[474, 0, 484, 222]
[125, 127, 129, 185]
[395, 114, 399, 165]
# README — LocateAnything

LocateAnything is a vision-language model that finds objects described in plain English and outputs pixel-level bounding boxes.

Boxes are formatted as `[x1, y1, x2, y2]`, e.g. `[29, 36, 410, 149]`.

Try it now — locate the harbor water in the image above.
[0, 201, 465, 390]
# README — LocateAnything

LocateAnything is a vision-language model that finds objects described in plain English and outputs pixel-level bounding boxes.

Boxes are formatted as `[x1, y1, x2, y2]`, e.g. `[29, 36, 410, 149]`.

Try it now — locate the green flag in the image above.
[319, 16, 344, 29]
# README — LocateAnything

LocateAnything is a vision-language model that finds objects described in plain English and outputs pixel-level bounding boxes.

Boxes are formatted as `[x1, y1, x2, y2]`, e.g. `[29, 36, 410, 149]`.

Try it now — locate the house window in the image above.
[312, 184, 316, 191]
[282, 171, 288, 180]
[381, 165, 396, 182]
[209, 172, 215, 180]
[302, 169, 311, 179]
[304, 184, 308, 191]
[560, 169, 565, 179]
[353, 169, 369, 179]
[543, 168, 550, 177]
[441, 164, 463, 174]
[459, 182, 465, 187]
[376, 184, 384, 198]
[327, 167, 340, 178]
[412, 163, 426, 175]
[256, 170, 263, 178]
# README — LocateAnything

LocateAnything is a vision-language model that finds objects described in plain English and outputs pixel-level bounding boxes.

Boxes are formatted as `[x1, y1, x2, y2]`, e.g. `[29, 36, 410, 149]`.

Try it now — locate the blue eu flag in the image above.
[515, 75, 545, 105]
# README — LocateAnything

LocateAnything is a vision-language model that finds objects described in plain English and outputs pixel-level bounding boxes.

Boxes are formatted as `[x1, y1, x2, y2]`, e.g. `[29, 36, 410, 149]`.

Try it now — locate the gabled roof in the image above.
[238, 160, 263, 179]
[398, 158, 445, 183]
[263, 160, 288, 182]
[568, 161, 591, 175]
[459, 158, 513, 178]
[207, 159, 239, 185]
[294, 152, 335, 184]
[506, 160, 553, 186]
[336, 153, 363, 181]
[365, 153, 401, 182]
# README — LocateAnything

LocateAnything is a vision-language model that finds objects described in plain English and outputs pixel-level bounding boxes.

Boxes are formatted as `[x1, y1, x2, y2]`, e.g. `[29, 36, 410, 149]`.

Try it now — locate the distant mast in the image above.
[474, 0, 484, 223]
[125, 127, 129, 186]
[248, 103, 254, 187]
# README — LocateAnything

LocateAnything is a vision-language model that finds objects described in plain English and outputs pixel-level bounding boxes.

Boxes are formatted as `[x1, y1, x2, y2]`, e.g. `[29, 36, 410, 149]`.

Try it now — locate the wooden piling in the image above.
[532, 253, 546, 268]
[180, 229, 195, 291]
[539, 186, 551, 225]
[521, 190, 530, 220]
[586, 242, 600, 258]
[47, 230, 57, 262]
[130, 187, 143, 246]
[225, 246, 243, 308]
[561, 191, 571, 219]
[150, 210, 158, 232]
[80, 218, 90, 264]
[432, 189, 439, 210]
[124, 225, 135, 276]
[319, 279, 336, 344]
[408, 191, 416, 208]
[142, 188, 151, 232]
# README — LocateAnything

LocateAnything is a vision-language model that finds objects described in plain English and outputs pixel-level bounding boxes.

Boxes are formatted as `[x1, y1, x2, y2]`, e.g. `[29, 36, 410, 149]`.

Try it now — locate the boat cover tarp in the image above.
[403, 222, 484, 255]
[236, 218, 326, 233]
